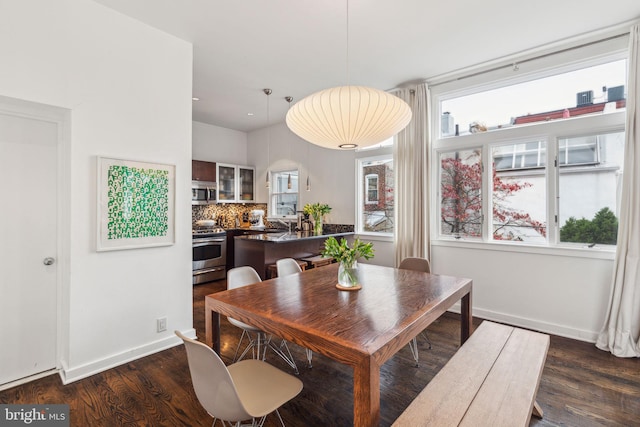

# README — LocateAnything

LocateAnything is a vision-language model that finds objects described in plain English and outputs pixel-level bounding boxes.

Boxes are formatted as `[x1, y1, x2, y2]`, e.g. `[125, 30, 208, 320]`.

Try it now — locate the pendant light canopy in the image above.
[286, 86, 411, 149]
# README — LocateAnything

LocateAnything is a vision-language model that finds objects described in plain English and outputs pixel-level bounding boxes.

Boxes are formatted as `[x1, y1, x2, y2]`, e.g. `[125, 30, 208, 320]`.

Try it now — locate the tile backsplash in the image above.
[192, 204, 354, 233]
[192, 203, 268, 229]
[323, 223, 355, 234]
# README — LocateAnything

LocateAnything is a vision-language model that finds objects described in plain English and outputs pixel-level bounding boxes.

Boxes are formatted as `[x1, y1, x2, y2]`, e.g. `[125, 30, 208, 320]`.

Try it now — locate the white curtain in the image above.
[393, 83, 431, 266]
[596, 24, 640, 357]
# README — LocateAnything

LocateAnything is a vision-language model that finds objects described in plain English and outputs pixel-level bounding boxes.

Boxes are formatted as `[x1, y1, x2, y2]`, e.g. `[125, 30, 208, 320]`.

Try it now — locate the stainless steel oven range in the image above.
[192, 226, 227, 284]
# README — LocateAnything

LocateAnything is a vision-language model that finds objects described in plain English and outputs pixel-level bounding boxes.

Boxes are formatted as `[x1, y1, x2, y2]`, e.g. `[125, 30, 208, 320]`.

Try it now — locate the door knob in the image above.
[43, 257, 55, 266]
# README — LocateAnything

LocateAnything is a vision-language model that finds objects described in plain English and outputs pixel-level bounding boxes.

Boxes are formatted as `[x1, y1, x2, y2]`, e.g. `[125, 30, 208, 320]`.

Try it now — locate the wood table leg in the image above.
[204, 296, 221, 353]
[352, 357, 379, 427]
[461, 288, 473, 344]
[532, 400, 544, 418]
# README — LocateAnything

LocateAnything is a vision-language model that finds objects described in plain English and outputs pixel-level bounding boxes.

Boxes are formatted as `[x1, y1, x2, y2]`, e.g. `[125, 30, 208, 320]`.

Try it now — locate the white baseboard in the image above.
[0, 369, 58, 392]
[58, 308, 599, 386]
[447, 304, 599, 343]
[59, 328, 197, 385]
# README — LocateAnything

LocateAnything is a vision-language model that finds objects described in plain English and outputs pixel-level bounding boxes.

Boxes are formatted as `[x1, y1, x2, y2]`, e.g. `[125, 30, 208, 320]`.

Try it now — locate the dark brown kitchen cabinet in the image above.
[226, 228, 267, 271]
[192, 160, 217, 182]
[234, 232, 353, 279]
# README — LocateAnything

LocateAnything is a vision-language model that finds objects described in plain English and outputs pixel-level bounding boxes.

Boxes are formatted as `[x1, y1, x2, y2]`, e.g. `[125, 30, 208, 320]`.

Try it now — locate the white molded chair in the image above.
[275, 258, 314, 368]
[175, 331, 303, 427]
[227, 266, 299, 374]
[275, 258, 303, 278]
[398, 257, 433, 367]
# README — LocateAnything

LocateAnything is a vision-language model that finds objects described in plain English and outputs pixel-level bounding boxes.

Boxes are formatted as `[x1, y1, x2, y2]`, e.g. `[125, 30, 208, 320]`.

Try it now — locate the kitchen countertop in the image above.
[235, 231, 354, 243]
[225, 227, 284, 233]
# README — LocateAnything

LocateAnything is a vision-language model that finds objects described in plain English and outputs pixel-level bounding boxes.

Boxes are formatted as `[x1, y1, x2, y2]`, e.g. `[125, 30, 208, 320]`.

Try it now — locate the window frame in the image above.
[430, 48, 627, 256]
[490, 139, 548, 243]
[355, 150, 394, 240]
[433, 112, 625, 250]
[268, 169, 299, 220]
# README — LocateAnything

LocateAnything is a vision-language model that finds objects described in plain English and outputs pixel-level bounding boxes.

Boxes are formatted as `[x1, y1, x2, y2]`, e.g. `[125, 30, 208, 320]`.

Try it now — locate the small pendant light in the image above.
[264, 88, 272, 188]
[285, 96, 294, 190]
[306, 144, 311, 192]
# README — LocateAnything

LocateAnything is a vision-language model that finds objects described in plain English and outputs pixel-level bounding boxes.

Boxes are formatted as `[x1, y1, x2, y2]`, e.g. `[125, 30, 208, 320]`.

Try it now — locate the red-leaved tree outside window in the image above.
[440, 148, 547, 241]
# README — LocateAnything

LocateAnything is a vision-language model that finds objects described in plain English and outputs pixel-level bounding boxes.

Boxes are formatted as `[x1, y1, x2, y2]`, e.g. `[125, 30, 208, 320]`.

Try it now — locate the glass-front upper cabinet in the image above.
[238, 166, 255, 202]
[216, 164, 236, 202]
[216, 163, 255, 203]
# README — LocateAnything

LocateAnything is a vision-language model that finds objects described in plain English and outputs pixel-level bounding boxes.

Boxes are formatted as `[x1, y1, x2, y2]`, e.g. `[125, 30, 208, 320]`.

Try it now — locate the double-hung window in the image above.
[356, 140, 394, 237]
[269, 170, 298, 218]
[432, 38, 628, 249]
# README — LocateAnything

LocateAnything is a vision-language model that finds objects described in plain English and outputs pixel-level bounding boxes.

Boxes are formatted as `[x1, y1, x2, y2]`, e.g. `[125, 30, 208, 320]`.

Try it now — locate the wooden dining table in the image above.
[205, 262, 473, 427]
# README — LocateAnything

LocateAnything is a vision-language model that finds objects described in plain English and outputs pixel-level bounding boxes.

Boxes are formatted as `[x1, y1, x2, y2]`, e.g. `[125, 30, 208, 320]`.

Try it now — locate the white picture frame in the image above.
[97, 156, 175, 251]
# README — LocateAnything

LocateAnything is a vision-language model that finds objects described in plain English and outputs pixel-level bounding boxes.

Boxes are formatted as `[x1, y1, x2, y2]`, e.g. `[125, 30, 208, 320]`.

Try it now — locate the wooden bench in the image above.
[393, 321, 549, 427]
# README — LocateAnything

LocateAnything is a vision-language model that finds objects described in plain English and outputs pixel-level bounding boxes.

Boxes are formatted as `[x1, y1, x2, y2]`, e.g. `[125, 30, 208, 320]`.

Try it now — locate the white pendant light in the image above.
[285, 0, 411, 150]
[286, 86, 412, 149]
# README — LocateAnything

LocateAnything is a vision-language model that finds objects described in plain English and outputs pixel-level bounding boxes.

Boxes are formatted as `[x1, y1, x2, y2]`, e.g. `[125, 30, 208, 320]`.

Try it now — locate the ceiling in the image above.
[94, 0, 640, 133]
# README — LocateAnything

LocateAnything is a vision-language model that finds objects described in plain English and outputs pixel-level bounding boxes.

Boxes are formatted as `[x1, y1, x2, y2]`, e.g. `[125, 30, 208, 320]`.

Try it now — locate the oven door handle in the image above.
[193, 266, 225, 276]
[193, 237, 226, 246]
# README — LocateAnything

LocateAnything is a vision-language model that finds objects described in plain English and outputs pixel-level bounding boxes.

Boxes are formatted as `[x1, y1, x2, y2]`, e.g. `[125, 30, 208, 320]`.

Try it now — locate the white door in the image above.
[0, 109, 58, 386]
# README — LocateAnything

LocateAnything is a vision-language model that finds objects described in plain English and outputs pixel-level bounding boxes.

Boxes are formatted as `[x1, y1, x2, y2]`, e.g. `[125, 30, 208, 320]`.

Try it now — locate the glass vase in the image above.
[313, 215, 323, 235]
[338, 260, 359, 287]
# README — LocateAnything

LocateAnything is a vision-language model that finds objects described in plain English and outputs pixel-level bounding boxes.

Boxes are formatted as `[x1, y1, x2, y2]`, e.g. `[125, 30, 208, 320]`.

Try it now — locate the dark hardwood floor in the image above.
[2, 279, 639, 426]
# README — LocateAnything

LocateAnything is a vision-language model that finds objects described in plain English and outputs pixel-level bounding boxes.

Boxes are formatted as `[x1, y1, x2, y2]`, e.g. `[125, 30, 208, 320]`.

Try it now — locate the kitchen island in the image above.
[234, 231, 354, 279]
[224, 227, 284, 272]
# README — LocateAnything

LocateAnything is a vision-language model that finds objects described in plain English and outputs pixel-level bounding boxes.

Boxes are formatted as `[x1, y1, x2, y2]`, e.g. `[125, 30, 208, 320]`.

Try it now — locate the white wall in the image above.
[247, 122, 356, 225]
[0, 0, 193, 382]
[432, 244, 614, 341]
[193, 121, 247, 165]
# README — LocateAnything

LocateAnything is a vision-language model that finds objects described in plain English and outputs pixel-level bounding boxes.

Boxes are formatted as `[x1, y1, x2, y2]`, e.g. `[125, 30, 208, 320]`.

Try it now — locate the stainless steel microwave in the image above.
[192, 181, 217, 205]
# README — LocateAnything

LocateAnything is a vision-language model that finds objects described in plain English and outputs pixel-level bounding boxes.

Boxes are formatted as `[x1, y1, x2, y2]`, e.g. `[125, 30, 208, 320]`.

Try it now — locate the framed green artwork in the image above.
[97, 157, 175, 251]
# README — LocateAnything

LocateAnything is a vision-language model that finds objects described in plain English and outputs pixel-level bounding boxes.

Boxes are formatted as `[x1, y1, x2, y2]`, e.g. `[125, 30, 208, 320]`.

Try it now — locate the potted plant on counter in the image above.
[303, 203, 332, 235]
[322, 237, 374, 289]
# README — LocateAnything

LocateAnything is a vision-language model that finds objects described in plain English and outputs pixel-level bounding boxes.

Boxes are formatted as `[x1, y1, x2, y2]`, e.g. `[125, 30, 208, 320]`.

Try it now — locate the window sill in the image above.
[431, 238, 616, 260]
[356, 232, 393, 243]
[266, 216, 296, 221]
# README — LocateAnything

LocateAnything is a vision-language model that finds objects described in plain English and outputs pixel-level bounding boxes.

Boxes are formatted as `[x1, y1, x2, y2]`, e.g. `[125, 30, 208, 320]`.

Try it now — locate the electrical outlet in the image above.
[157, 317, 167, 332]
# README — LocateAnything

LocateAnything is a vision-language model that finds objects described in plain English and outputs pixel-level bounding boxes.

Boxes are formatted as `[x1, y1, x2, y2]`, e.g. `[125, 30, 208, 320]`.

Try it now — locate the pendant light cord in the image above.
[346, 0, 350, 85]
[306, 137, 311, 191]
[346, 0, 352, 145]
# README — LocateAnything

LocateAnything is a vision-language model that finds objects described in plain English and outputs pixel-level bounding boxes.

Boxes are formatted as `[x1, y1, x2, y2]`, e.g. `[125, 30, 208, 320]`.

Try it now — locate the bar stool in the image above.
[267, 259, 307, 278]
[301, 254, 334, 269]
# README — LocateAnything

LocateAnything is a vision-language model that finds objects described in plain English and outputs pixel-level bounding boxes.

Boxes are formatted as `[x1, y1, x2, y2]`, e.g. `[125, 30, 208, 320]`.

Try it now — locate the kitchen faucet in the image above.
[274, 218, 293, 233]
[277, 203, 296, 216]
